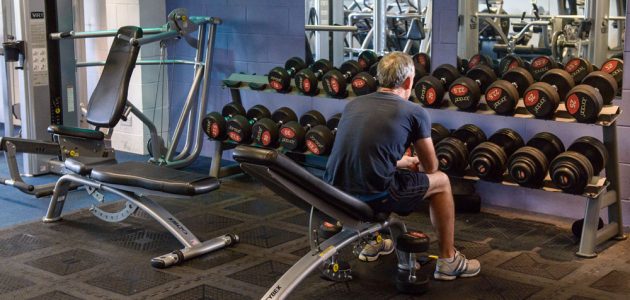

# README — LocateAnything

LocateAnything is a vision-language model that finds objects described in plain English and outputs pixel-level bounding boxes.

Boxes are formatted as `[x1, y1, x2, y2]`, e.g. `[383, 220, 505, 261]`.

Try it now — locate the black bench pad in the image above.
[65, 157, 118, 176]
[90, 161, 220, 196]
[233, 146, 381, 222]
[48, 125, 105, 140]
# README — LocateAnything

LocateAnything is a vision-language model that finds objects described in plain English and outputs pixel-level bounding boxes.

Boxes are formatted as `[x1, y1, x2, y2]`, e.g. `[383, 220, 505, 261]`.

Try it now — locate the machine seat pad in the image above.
[90, 162, 220, 196]
[65, 156, 118, 176]
[48, 125, 105, 140]
[233, 145, 382, 222]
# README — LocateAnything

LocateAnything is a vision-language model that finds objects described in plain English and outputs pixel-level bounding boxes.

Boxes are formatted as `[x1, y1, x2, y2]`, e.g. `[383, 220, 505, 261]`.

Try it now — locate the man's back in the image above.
[323, 92, 430, 195]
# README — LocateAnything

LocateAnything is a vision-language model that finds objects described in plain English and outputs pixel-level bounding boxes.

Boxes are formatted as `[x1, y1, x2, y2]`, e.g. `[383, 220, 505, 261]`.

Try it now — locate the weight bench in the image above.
[43, 158, 238, 268]
[233, 145, 430, 299]
[0, 26, 165, 197]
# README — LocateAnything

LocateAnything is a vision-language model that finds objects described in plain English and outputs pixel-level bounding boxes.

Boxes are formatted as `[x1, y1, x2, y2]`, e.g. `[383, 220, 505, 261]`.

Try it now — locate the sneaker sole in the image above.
[433, 267, 481, 281]
[358, 247, 395, 262]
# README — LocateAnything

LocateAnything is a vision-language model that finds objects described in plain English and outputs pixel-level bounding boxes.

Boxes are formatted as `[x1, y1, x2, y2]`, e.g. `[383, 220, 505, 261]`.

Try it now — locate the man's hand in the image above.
[397, 155, 421, 172]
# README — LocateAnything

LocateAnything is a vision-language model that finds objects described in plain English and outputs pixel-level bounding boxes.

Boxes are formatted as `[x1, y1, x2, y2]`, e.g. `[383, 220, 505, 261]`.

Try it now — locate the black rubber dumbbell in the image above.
[435, 124, 486, 176]
[431, 123, 450, 144]
[322, 60, 363, 98]
[294, 59, 333, 96]
[564, 71, 618, 123]
[528, 55, 558, 81]
[498, 54, 527, 76]
[395, 231, 430, 295]
[448, 65, 497, 111]
[485, 67, 534, 115]
[507, 132, 565, 188]
[357, 50, 379, 72]
[279, 110, 326, 151]
[412, 53, 431, 75]
[304, 113, 341, 155]
[564, 57, 595, 83]
[414, 64, 461, 107]
[226, 105, 271, 144]
[470, 128, 524, 181]
[202, 102, 246, 140]
[550, 136, 607, 194]
[600, 58, 624, 91]
[571, 217, 605, 240]
[268, 57, 307, 93]
[523, 69, 575, 118]
[352, 55, 386, 96]
[467, 53, 494, 71]
[251, 107, 297, 148]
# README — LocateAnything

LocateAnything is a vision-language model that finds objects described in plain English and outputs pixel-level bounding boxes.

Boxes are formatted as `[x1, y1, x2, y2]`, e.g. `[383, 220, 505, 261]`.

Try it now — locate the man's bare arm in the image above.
[413, 137, 438, 174]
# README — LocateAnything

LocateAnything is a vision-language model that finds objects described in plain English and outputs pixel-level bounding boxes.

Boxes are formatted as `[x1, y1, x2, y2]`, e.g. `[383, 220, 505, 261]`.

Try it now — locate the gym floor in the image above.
[0, 159, 629, 299]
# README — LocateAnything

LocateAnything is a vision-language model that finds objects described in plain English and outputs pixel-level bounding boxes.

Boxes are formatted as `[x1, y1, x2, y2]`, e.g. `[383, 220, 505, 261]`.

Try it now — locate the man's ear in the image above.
[402, 75, 413, 90]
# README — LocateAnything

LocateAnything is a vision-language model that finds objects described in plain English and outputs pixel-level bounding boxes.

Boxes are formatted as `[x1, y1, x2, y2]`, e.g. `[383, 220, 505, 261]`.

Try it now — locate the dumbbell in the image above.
[412, 53, 431, 75]
[549, 136, 607, 194]
[414, 64, 460, 107]
[357, 50, 379, 72]
[202, 102, 246, 140]
[351, 56, 387, 96]
[469, 128, 524, 181]
[467, 53, 494, 71]
[600, 58, 624, 91]
[279, 110, 326, 151]
[448, 65, 497, 111]
[564, 71, 618, 123]
[251, 107, 297, 148]
[322, 60, 363, 98]
[431, 123, 450, 144]
[528, 55, 559, 81]
[226, 105, 271, 144]
[394, 231, 430, 295]
[304, 113, 341, 155]
[507, 132, 565, 188]
[268, 57, 307, 93]
[485, 67, 534, 115]
[523, 69, 575, 118]
[435, 124, 486, 175]
[294, 59, 333, 96]
[571, 218, 605, 240]
[498, 54, 527, 76]
[564, 57, 595, 83]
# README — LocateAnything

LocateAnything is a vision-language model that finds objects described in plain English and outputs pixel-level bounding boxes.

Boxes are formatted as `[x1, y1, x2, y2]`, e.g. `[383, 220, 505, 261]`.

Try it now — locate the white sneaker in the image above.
[358, 236, 395, 262]
[434, 249, 481, 280]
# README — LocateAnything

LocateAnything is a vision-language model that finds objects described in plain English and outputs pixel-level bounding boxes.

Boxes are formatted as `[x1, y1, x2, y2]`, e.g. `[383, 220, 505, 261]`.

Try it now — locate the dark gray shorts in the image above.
[368, 170, 430, 215]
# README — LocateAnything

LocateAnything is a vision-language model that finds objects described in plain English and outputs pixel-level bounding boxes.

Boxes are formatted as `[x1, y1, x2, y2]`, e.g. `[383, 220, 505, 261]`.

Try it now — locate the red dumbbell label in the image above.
[531, 57, 549, 69]
[425, 87, 437, 105]
[211, 123, 220, 138]
[261, 131, 272, 146]
[602, 60, 618, 73]
[358, 58, 367, 69]
[486, 87, 502, 103]
[352, 78, 366, 89]
[565, 58, 581, 73]
[508, 59, 520, 70]
[302, 78, 312, 93]
[468, 55, 480, 69]
[524, 90, 540, 107]
[416, 55, 427, 66]
[306, 139, 321, 155]
[280, 127, 295, 139]
[228, 131, 242, 142]
[330, 78, 340, 94]
[270, 80, 283, 91]
[450, 84, 468, 97]
[566, 93, 580, 115]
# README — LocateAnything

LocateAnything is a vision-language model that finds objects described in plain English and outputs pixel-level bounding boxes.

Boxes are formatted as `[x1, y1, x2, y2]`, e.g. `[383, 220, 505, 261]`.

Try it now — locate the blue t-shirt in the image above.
[323, 92, 431, 196]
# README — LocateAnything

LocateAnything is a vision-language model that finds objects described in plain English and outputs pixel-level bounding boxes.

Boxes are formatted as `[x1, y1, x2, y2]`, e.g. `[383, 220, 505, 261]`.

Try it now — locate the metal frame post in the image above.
[585, 0, 610, 66]
[1, 0, 16, 137]
[373, 0, 387, 54]
[457, 0, 479, 59]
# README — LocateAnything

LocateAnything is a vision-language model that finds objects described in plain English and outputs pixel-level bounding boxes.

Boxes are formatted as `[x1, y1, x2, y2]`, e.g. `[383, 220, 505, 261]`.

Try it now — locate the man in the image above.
[323, 52, 480, 280]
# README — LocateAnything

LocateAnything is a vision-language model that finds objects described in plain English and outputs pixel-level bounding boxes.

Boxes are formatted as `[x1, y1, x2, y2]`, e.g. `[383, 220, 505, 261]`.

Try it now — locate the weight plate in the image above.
[436, 137, 469, 174]
[202, 112, 226, 140]
[502, 67, 534, 96]
[499, 54, 524, 76]
[582, 71, 618, 105]
[568, 136, 607, 174]
[432, 64, 460, 87]
[226, 114, 250, 143]
[564, 58, 593, 83]
[550, 151, 594, 194]
[326, 113, 342, 130]
[467, 65, 497, 91]
[415, 76, 445, 107]
[285, 57, 306, 74]
[300, 110, 326, 127]
[601, 58, 624, 86]
[246, 105, 271, 120]
[470, 141, 508, 181]
[305, 125, 334, 155]
[413, 53, 431, 74]
[508, 146, 548, 188]
[268, 67, 292, 93]
[524, 82, 561, 118]
[431, 123, 450, 144]
[491, 128, 524, 156]
[485, 80, 518, 115]
[252, 117, 279, 147]
[341, 60, 362, 78]
[222, 102, 246, 117]
[540, 69, 575, 100]
[279, 121, 306, 150]
[272, 107, 297, 124]
[295, 68, 320, 96]
[322, 69, 348, 98]
[449, 77, 481, 111]
[358, 50, 379, 71]
[352, 72, 378, 96]
[565, 85, 603, 123]
[468, 53, 493, 70]
[312, 59, 333, 74]
[527, 132, 565, 161]
[529, 55, 558, 81]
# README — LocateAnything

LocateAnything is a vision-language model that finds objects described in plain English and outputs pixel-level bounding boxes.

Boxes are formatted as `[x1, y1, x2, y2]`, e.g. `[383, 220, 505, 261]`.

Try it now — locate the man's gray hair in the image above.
[376, 52, 415, 89]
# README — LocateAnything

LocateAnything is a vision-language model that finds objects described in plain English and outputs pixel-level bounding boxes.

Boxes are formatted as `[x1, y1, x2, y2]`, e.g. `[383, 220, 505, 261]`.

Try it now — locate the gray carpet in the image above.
[0, 174, 629, 300]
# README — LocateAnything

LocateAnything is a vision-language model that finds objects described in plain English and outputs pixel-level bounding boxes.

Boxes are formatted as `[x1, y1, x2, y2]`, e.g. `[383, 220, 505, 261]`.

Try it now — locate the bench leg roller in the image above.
[151, 233, 239, 268]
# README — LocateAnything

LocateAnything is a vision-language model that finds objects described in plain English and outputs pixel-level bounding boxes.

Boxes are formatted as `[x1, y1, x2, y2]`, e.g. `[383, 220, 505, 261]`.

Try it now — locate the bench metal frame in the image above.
[43, 173, 237, 268]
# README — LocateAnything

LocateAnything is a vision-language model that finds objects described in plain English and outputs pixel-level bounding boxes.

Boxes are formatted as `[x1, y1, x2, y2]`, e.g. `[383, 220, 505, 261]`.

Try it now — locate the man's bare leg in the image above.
[424, 171, 456, 258]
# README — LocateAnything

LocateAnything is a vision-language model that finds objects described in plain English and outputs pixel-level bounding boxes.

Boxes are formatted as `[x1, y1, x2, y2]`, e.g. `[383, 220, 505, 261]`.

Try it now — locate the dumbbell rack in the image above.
[217, 72, 626, 258]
